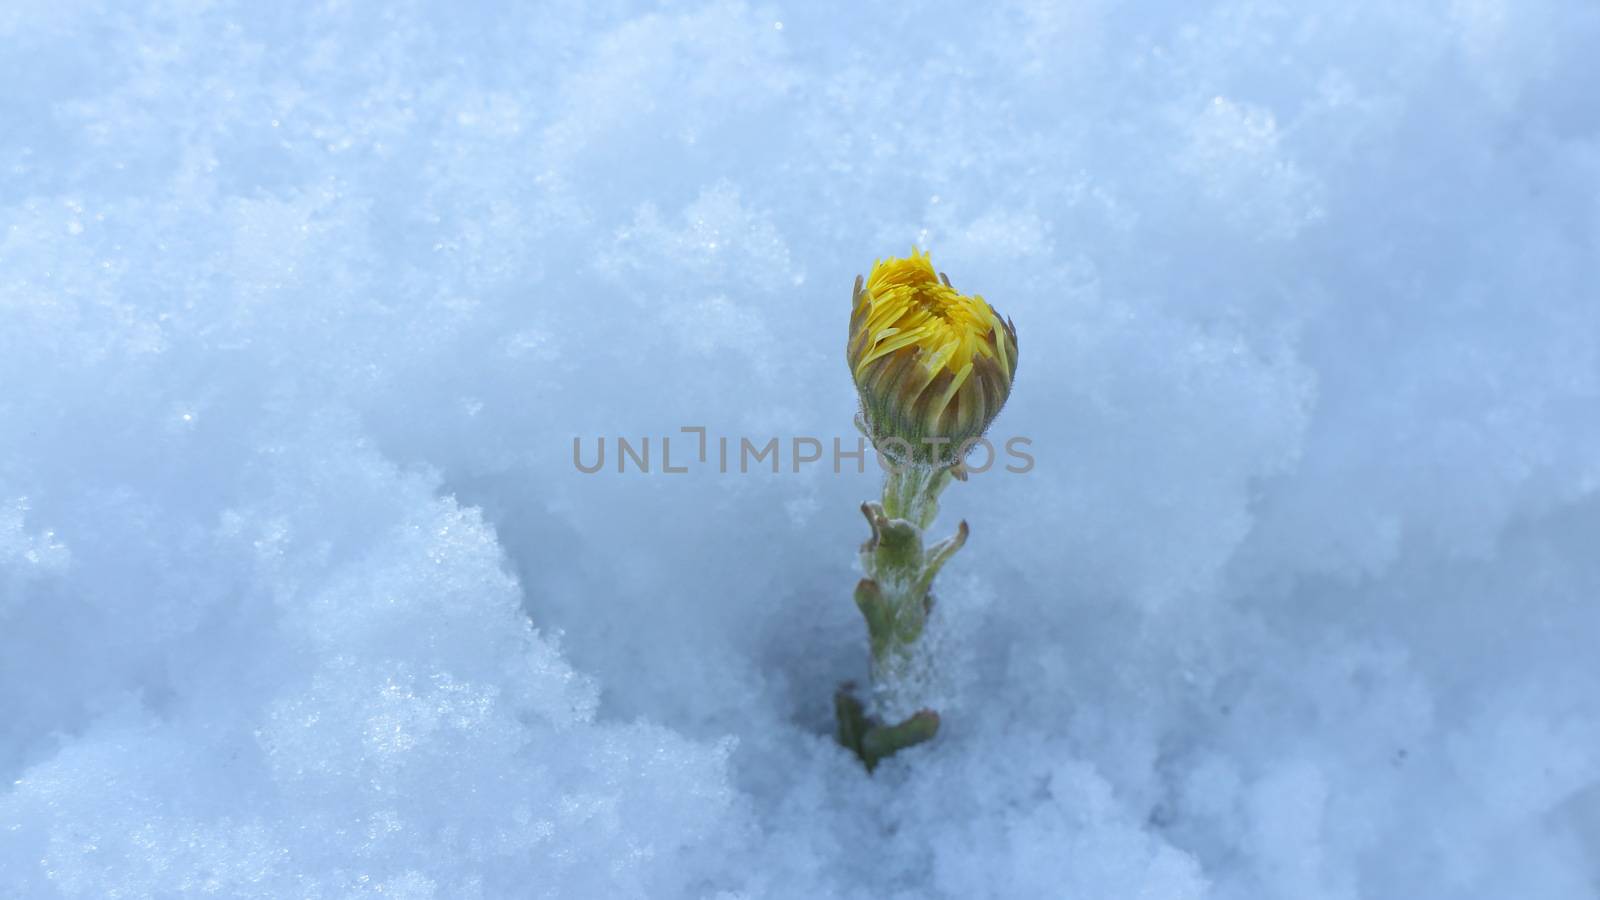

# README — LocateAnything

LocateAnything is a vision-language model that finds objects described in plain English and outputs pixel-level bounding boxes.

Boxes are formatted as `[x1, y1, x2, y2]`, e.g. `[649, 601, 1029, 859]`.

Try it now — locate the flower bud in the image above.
[848, 249, 1018, 467]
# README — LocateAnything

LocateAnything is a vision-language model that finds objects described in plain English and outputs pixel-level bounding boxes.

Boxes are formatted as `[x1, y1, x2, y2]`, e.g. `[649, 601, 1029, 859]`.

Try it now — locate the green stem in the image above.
[881, 464, 951, 529]
[836, 462, 966, 771]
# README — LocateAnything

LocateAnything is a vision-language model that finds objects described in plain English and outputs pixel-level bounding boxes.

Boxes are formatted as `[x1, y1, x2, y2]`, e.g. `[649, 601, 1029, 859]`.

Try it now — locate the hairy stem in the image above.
[837, 462, 966, 771]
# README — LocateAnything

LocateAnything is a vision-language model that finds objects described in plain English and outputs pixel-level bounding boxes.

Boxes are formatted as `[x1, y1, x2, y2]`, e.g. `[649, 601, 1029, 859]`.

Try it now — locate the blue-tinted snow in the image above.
[3, 1, 1599, 897]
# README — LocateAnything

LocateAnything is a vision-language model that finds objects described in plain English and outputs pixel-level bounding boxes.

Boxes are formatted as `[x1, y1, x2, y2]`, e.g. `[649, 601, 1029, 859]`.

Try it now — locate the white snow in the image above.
[3, 1, 1599, 897]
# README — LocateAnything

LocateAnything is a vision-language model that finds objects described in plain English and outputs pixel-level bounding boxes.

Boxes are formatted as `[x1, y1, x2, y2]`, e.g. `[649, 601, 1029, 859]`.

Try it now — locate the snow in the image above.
[3, 1, 1599, 897]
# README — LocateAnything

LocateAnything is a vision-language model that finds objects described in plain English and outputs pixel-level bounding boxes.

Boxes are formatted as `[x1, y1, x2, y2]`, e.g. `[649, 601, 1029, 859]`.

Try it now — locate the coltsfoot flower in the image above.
[848, 248, 1018, 467]
[835, 250, 1021, 773]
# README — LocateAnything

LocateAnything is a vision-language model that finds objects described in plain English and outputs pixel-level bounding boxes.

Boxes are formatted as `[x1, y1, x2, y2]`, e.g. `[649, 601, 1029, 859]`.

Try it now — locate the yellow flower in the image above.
[848, 249, 1018, 465]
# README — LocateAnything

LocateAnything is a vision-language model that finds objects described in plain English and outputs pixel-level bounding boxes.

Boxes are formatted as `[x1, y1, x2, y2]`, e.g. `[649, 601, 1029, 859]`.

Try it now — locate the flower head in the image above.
[848, 249, 1018, 466]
